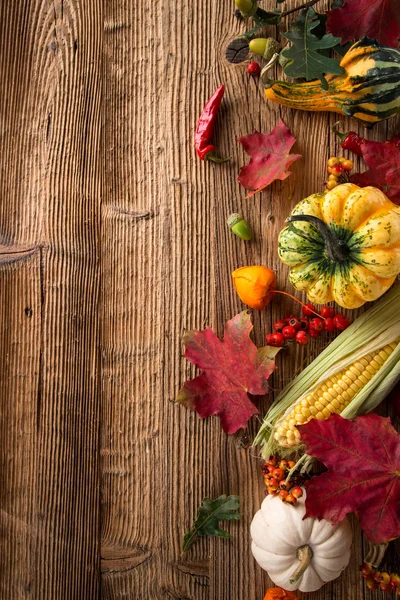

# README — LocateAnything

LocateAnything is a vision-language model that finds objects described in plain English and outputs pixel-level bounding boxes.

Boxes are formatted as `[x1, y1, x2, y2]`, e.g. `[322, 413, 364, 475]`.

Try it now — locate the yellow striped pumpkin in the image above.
[264, 37, 400, 125]
[278, 183, 400, 309]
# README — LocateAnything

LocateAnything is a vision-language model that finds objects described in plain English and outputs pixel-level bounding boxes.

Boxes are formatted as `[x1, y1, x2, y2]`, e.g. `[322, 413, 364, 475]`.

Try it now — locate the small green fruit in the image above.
[227, 213, 253, 241]
[249, 38, 280, 60]
[249, 38, 267, 57]
[235, 0, 257, 17]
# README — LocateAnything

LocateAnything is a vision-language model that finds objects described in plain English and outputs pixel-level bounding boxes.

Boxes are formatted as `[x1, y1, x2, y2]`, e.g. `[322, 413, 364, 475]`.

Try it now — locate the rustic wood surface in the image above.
[0, 0, 399, 598]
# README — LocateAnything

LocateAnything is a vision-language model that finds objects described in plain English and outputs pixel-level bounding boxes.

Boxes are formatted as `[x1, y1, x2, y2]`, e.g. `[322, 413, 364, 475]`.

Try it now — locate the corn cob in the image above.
[254, 286, 400, 458]
[274, 340, 399, 448]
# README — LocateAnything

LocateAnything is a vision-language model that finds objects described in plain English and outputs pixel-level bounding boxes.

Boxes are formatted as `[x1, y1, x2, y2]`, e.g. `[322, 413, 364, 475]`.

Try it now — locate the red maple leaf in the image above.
[350, 137, 400, 204]
[237, 119, 301, 198]
[299, 414, 400, 544]
[326, 0, 400, 47]
[177, 311, 278, 434]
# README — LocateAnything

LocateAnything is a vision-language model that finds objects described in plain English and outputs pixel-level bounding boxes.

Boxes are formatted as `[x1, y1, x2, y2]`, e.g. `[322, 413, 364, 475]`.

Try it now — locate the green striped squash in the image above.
[264, 37, 400, 125]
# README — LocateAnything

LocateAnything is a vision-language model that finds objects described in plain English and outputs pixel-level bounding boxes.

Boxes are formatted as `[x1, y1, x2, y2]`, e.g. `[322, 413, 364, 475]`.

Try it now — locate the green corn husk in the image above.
[254, 286, 400, 459]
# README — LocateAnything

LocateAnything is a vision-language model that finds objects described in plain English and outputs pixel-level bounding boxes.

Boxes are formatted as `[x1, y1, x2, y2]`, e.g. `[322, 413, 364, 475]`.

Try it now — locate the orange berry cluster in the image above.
[261, 457, 304, 505]
[361, 563, 400, 594]
[325, 156, 354, 192]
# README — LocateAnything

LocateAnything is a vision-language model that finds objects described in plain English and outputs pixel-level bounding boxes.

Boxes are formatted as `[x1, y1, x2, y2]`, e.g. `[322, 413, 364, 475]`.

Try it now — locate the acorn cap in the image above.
[263, 38, 280, 61]
[227, 213, 243, 228]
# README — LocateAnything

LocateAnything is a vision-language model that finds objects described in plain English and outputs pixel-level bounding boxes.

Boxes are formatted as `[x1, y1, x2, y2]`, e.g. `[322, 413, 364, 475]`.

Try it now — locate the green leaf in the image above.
[252, 7, 281, 26]
[182, 495, 240, 553]
[281, 8, 344, 89]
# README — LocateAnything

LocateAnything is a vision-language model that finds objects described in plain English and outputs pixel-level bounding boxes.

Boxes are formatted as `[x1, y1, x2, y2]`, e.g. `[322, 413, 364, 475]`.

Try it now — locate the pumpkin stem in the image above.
[289, 544, 313, 586]
[365, 542, 388, 568]
[286, 215, 350, 262]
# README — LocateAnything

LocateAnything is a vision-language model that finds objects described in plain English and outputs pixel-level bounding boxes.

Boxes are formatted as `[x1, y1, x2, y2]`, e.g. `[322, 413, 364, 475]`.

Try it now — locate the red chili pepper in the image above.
[195, 85, 230, 163]
[333, 123, 400, 155]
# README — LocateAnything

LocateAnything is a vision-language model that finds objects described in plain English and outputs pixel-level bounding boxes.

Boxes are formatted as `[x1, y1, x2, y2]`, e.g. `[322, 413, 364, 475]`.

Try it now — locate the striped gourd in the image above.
[264, 37, 400, 125]
[254, 287, 400, 458]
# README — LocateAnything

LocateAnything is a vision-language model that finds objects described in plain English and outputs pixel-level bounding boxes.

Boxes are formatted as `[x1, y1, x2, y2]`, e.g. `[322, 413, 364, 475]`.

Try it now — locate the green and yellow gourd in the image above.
[278, 183, 400, 309]
[264, 38, 400, 124]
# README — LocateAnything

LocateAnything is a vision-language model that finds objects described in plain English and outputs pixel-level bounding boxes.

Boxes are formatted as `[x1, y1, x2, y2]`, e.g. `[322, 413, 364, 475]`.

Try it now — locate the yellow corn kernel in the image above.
[273, 339, 399, 447]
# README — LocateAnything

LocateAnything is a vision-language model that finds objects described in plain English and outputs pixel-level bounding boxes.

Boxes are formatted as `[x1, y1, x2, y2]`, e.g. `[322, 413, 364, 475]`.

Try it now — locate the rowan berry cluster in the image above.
[265, 303, 350, 347]
[262, 457, 304, 505]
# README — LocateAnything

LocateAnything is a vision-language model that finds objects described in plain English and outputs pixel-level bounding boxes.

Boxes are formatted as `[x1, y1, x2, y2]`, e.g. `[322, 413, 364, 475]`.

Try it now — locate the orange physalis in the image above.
[264, 587, 300, 600]
[232, 266, 276, 310]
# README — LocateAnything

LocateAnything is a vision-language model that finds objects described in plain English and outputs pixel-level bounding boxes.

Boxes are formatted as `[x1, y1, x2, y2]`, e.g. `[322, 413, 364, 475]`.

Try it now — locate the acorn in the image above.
[235, 0, 258, 17]
[249, 37, 280, 61]
[227, 213, 253, 240]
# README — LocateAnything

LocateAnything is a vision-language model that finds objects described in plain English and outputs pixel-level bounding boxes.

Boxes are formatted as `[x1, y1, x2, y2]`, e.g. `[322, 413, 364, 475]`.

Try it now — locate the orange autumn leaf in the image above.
[264, 587, 300, 600]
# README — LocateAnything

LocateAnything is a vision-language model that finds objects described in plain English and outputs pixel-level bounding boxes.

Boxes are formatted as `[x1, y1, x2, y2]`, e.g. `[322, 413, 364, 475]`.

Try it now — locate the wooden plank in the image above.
[0, 1, 102, 597]
[1, 0, 399, 598]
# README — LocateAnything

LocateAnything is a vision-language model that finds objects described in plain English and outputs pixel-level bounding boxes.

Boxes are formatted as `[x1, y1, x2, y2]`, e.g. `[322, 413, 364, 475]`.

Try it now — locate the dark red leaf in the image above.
[237, 119, 301, 198]
[299, 414, 400, 543]
[350, 138, 400, 204]
[326, 0, 400, 47]
[177, 311, 278, 434]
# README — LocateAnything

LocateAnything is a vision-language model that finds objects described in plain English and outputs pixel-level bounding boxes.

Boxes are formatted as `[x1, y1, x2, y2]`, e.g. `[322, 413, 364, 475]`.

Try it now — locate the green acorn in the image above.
[235, 0, 258, 17]
[249, 38, 280, 61]
[227, 213, 253, 241]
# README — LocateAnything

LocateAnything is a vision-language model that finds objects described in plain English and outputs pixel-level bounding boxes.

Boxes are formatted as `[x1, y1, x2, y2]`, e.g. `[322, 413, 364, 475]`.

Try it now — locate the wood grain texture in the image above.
[0, 0, 399, 598]
[0, 0, 101, 598]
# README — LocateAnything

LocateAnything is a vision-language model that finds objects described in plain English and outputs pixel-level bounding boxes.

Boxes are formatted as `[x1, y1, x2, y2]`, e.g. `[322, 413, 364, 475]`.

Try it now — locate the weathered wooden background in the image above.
[0, 0, 399, 598]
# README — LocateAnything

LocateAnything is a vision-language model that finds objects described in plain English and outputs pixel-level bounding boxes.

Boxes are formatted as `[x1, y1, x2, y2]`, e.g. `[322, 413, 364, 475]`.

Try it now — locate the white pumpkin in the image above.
[250, 492, 352, 592]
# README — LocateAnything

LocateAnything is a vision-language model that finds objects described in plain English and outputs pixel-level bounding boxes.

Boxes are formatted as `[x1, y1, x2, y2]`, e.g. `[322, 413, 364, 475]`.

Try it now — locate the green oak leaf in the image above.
[182, 495, 240, 553]
[281, 8, 344, 89]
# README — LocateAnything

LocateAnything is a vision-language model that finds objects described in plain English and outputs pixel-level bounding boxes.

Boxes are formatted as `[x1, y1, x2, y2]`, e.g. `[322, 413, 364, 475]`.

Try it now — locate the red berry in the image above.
[323, 317, 335, 332]
[361, 563, 373, 578]
[291, 487, 303, 499]
[266, 332, 285, 347]
[272, 468, 285, 481]
[320, 305, 335, 318]
[279, 459, 288, 471]
[268, 477, 279, 491]
[331, 164, 343, 174]
[247, 61, 261, 76]
[295, 330, 309, 345]
[309, 317, 323, 333]
[302, 303, 316, 317]
[391, 574, 400, 589]
[378, 572, 391, 585]
[285, 493, 296, 505]
[287, 461, 296, 469]
[334, 314, 350, 330]
[366, 576, 379, 590]
[273, 319, 285, 331]
[380, 582, 392, 593]
[282, 325, 296, 339]
[288, 317, 301, 331]
[284, 314, 296, 324]
[278, 489, 289, 501]
[299, 317, 309, 330]
[309, 328, 321, 338]
[342, 159, 354, 171]
[280, 478, 293, 490]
